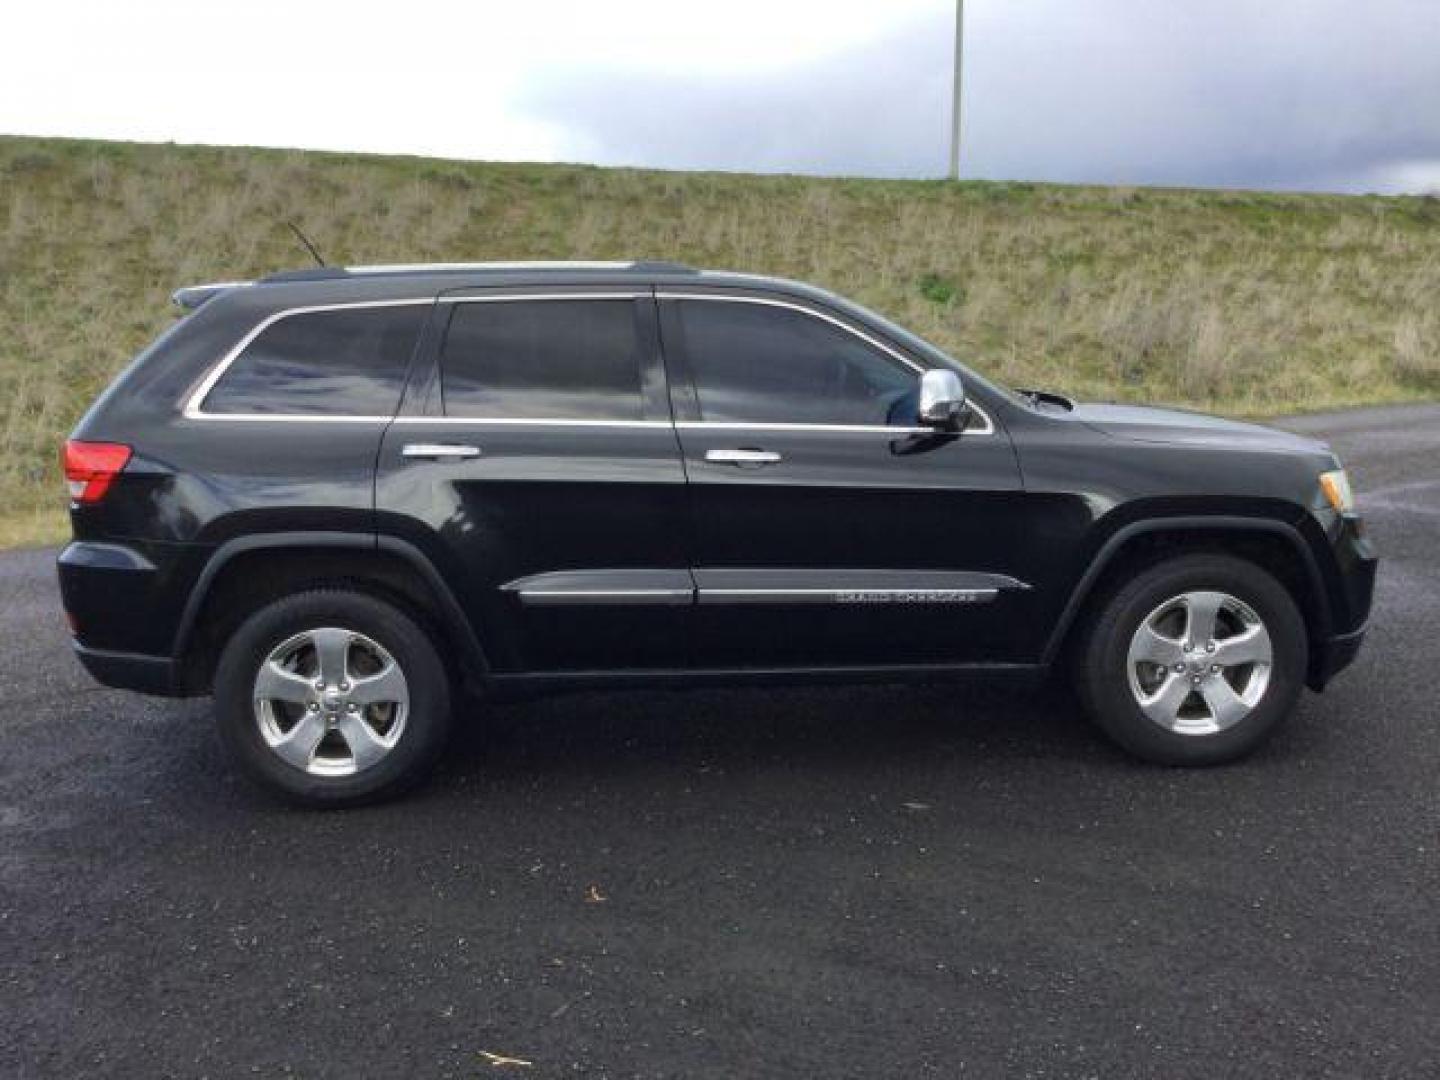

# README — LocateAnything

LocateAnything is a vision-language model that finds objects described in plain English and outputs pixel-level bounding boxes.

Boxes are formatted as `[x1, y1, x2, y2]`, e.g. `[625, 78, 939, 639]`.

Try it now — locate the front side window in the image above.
[675, 300, 917, 426]
[439, 300, 644, 420]
[203, 305, 426, 416]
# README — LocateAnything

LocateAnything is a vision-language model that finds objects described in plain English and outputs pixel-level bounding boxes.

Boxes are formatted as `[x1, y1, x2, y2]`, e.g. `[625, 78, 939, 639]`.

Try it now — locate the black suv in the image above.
[60, 262, 1376, 805]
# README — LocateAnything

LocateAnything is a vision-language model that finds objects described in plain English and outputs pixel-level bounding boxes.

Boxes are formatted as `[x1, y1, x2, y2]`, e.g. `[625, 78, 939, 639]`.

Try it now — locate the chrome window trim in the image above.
[679, 421, 929, 435]
[657, 291, 995, 436]
[392, 417, 672, 428]
[183, 290, 995, 435]
[186, 413, 399, 424]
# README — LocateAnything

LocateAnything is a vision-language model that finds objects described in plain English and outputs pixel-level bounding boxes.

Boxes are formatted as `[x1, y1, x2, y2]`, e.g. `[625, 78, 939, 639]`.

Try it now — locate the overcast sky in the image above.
[3, 0, 1438, 193]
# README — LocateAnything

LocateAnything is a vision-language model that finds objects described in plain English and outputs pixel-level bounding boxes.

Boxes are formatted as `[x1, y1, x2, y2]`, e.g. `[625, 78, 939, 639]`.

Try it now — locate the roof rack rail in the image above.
[343, 260, 699, 275]
[628, 260, 698, 274]
[253, 260, 702, 287]
[260, 267, 350, 284]
[262, 260, 705, 280]
[346, 260, 633, 274]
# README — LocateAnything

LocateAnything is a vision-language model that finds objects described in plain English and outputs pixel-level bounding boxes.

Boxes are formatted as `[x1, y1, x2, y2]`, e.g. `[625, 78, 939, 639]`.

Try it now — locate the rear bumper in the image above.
[58, 540, 185, 656]
[72, 641, 184, 697]
[59, 540, 198, 696]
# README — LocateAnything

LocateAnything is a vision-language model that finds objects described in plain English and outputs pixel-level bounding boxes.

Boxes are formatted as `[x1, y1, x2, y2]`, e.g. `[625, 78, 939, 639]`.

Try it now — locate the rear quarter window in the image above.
[200, 304, 428, 416]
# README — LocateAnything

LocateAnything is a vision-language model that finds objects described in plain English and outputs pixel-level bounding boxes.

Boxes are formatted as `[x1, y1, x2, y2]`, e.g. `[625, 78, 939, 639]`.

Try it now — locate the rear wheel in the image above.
[214, 590, 452, 806]
[1075, 554, 1307, 765]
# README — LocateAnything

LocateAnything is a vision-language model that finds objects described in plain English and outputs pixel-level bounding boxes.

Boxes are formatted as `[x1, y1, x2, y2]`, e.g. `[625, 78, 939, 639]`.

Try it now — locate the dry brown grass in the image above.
[2, 136, 1437, 547]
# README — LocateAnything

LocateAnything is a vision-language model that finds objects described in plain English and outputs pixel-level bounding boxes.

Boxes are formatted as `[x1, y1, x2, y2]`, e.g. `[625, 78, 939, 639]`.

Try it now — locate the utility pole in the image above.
[949, 0, 965, 180]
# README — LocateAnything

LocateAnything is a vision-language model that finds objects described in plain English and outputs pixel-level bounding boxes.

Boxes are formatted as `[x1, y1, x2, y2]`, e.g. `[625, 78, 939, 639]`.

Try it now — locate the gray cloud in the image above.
[518, 0, 1440, 193]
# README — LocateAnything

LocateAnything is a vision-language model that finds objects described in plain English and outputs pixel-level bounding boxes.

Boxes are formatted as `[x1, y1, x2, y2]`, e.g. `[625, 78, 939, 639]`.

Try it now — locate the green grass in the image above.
[2, 135, 1438, 548]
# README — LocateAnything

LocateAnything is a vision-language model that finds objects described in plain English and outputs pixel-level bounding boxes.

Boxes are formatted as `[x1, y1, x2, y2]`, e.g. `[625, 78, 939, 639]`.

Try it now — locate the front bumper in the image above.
[1306, 511, 1376, 690]
[1308, 624, 1367, 690]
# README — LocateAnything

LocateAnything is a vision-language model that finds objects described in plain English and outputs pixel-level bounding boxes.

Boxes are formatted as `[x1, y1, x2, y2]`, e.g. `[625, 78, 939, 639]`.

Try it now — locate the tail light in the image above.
[63, 440, 133, 504]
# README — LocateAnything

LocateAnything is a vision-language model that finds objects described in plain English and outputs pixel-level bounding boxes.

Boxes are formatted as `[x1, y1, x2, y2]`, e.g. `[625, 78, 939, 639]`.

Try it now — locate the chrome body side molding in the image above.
[692, 568, 1026, 606]
[503, 569, 696, 607]
[500, 568, 1028, 607]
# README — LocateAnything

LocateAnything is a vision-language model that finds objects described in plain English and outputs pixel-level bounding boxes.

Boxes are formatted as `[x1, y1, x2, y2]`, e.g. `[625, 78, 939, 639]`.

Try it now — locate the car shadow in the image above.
[436, 678, 1118, 786]
[131, 671, 1342, 821]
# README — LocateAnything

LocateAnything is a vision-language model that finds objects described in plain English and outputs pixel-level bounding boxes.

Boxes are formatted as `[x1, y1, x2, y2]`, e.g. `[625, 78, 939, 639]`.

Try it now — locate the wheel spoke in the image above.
[1139, 673, 1192, 727]
[1213, 625, 1272, 668]
[1184, 592, 1224, 647]
[310, 628, 352, 686]
[1131, 624, 1184, 667]
[253, 661, 313, 704]
[336, 712, 390, 771]
[270, 710, 327, 770]
[1199, 678, 1250, 729]
[348, 662, 407, 706]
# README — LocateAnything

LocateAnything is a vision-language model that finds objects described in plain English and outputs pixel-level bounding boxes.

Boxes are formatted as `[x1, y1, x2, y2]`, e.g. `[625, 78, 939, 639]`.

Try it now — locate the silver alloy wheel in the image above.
[253, 627, 409, 777]
[1125, 590, 1273, 736]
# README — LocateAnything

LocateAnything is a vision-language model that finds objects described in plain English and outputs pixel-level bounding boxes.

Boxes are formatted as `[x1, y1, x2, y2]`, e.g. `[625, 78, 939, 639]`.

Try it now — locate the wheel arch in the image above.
[173, 532, 488, 694]
[1043, 515, 1333, 680]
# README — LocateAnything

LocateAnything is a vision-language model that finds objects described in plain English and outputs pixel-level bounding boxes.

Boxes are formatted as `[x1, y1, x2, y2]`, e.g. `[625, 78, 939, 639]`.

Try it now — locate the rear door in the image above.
[375, 287, 691, 673]
[660, 290, 1031, 669]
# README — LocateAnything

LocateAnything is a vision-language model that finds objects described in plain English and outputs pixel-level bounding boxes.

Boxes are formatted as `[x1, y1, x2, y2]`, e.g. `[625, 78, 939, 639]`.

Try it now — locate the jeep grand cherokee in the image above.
[59, 262, 1376, 805]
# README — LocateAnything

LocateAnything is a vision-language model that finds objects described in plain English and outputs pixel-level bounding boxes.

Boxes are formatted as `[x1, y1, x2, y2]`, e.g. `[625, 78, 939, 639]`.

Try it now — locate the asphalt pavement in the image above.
[2, 405, 1437, 1078]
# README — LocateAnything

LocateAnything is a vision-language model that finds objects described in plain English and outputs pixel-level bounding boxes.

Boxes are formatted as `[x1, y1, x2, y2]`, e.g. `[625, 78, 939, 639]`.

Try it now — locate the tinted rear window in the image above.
[439, 300, 644, 419]
[202, 305, 427, 416]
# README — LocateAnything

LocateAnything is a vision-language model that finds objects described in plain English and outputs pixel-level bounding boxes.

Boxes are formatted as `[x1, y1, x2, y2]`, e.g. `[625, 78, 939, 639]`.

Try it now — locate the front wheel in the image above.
[213, 590, 452, 806]
[1075, 554, 1308, 765]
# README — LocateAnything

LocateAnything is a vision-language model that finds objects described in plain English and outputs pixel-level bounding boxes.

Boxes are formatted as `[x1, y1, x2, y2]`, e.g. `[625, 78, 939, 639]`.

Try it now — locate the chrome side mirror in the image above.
[917, 369, 967, 428]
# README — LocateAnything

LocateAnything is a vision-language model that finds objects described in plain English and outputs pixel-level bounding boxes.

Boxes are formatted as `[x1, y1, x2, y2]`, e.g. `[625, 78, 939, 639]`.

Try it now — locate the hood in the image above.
[1071, 402, 1331, 456]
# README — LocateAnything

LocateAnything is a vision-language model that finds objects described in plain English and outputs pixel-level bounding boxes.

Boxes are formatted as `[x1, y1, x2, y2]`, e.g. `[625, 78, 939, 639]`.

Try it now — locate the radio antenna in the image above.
[285, 221, 327, 267]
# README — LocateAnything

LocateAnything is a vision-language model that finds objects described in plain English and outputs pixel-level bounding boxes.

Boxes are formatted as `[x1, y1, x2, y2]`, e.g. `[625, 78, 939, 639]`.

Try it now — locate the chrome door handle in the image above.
[704, 448, 783, 466]
[402, 443, 481, 461]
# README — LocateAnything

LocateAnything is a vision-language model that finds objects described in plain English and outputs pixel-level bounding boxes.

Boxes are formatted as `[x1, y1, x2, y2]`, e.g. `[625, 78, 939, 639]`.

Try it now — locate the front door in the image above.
[376, 289, 691, 673]
[659, 291, 1030, 669]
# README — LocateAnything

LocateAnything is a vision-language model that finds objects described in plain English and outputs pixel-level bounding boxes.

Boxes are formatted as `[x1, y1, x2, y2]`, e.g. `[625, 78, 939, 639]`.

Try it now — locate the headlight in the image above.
[1319, 469, 1355, 514]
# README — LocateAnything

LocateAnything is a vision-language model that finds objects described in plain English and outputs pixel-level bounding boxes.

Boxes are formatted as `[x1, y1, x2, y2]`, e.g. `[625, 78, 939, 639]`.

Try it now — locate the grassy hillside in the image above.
[2, 134, 1438, 547]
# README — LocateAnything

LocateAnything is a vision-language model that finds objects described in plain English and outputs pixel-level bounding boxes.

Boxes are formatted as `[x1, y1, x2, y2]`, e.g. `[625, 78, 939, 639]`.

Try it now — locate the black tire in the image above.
[214, 589, 452, 806]
[1074, 553, 1307, 765]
